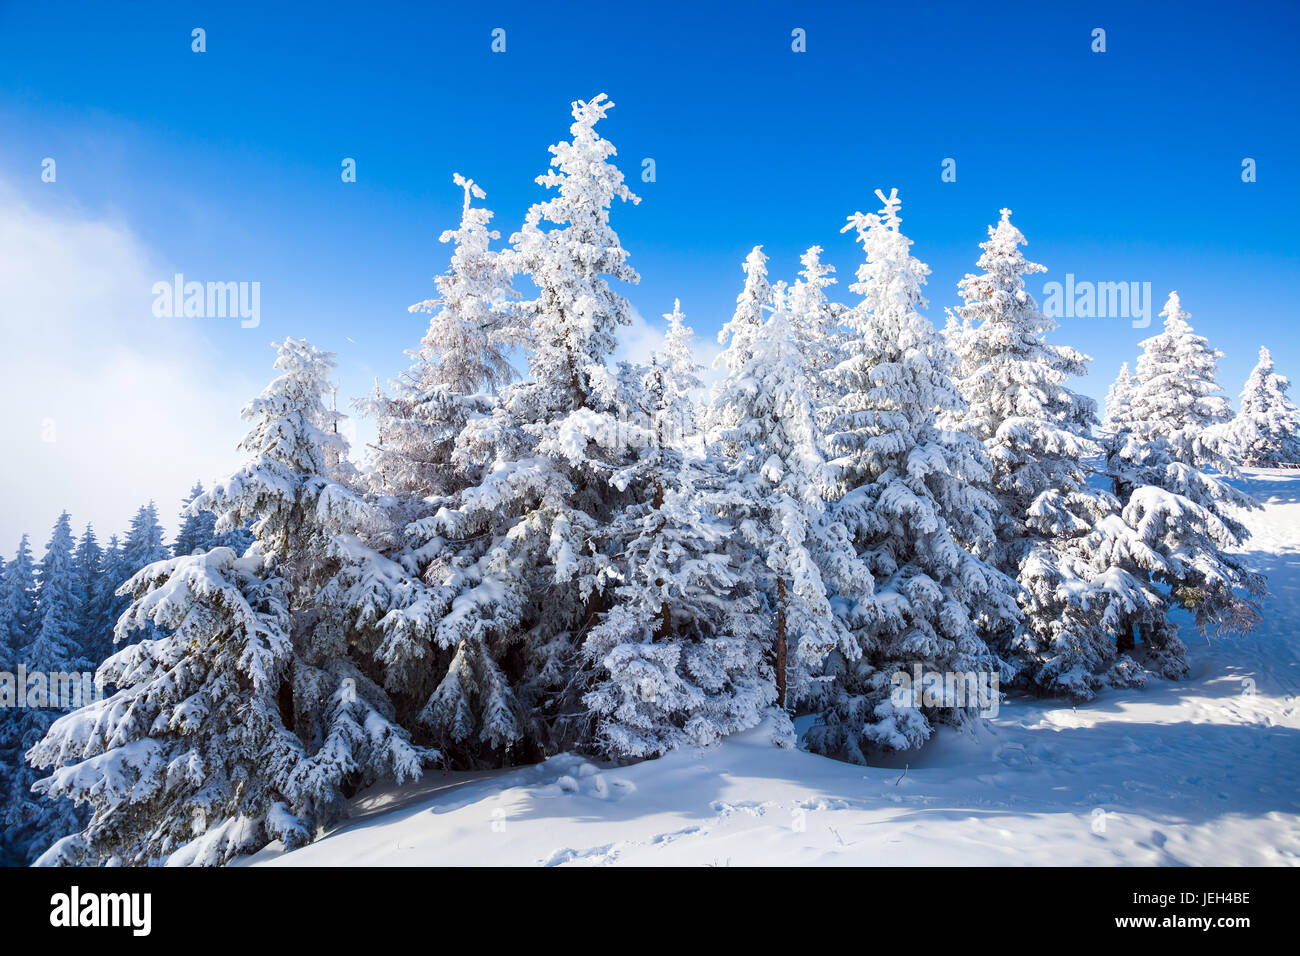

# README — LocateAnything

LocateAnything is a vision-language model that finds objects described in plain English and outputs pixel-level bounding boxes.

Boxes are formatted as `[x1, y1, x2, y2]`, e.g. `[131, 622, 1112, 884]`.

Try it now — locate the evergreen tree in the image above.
[173, 482, 218, 556]
[410, 93, 645, 759]
[709, 284, 868, 720]
[713, 246, 771, 384]
[1127, 292, 1232, 443]
[584, 302, 772, 757]
[359, 173, 518, 515]
[1223, 346, 1300, 465]
[71, 524, 104, 654]
[4, 513, 92, 865]
[0, 536, 36, 655]
[809, 189, 1018, 760]
[787, 245, 846, 407]
[87, 535, 127, 661]
[30, 339, 430, 866]
[1102, 362, 1137, 438]
[107, 503, 173, 649]
[944, 209, 1145, 697]
[1105, 293, 1265, 674]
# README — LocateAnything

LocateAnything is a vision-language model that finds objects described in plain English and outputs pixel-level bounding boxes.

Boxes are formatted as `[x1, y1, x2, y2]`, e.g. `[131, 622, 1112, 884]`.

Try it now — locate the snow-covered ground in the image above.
[243, 469, 1300, 867]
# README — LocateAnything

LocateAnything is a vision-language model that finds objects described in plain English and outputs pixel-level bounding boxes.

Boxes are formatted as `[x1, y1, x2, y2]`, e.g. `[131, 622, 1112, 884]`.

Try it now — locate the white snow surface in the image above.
[243, 469, 1300, 866]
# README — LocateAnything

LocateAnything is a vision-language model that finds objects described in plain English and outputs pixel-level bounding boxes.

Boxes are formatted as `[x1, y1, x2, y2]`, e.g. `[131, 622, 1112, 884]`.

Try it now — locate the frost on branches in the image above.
[411, 94, 646, 759]
[708, 279, 868, 735]
[584, 302, 771, 758]
[29, 340, 431, 866]
[1222, 346, 1300, 466]
[359, 173, 518, 515]
[808, 190, 1016, 761]
[944, 209, 1147, 699]
[1104, 293, 1264, 677]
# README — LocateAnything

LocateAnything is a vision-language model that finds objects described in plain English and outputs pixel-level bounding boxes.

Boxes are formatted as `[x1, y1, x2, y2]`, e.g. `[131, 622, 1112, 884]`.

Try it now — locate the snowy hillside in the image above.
[241, 473, 1300, 867]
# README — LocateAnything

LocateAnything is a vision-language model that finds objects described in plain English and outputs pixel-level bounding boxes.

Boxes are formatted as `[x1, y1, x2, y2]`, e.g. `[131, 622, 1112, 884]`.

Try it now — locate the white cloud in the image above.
[0, 183, 254, 552]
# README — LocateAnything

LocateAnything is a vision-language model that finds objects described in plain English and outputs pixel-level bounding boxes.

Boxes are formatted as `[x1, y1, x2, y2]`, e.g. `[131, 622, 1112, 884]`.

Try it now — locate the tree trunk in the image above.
[775, 577, 787, 709]
[1117, 621, 1136, 654]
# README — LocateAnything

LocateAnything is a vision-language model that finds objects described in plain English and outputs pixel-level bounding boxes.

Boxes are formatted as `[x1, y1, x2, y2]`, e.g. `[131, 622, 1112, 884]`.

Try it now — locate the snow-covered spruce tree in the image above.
[0, 537, 37, 865]
[1222, 346, 1300, 465]
[350, 174, 525, 766]
[29, 339, 430, 866]
[360, 173, 518, 513]
[582, 302, 771, 757]
[787, 245, 846, 407]
[1104, 293, 1264, 673]
[408, 94, 647, 760]
[708, 283, 869, 723]
[0, 535, 36, 656]
[72, 524, 104, 654]
[808, 189, 1018, 761]
[943, 209, 1148, 698]
[172, 481, 252, 558]
[1102, 362, 1137, 439]
[1127, 292, 1232, 444]
[84, 534, 127, 662]
[101, 503, 173, 650]
[4, 512, 92, 865]
[173, 482, 217, 556]
[710, 246, 772, 395]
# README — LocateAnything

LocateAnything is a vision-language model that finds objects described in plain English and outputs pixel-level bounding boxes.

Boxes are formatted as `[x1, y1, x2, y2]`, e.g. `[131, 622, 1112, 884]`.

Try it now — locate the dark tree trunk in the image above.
[775, 577, 787, 709]
[1117, 621, 1137, 654]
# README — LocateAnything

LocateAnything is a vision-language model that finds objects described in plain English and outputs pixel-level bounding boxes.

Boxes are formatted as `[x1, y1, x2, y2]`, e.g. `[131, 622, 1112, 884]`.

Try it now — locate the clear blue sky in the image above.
[1, 0, 1297, 545]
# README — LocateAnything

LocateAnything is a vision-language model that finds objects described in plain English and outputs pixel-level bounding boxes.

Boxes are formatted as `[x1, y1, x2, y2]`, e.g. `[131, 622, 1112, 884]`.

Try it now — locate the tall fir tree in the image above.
[584, 302, 772, 757]
[809, 189, 1018, 760]
[944, 209, 1147, 698]
[359, 173, 518, 516]
[709, 282, 868, 721]
[1102, 362, 1137, 438]
[4, 512, 92, 865]
[1105, 293, 1264, 674]
[787, 245, 846, 408]
[409, 93, 646, 759]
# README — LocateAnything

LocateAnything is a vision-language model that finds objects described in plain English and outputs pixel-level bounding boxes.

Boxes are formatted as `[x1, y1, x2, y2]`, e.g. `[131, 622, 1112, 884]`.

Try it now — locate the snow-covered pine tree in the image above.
[1222, 346, 1300, 465]
[713, 246, 771, 381]
[360, 173, 518, 514]
[708, 282, 869, 723]
[583, 301, 771, 757]
[173, 482, 255, 561]
[1105, 293, 1264, 674]
[0, 539, 38, 866]
[1102, 362, 1137, 439]
[103, 503, 174, 650]
[943, 209, 1148, 698]
[29, 339, 430, 866]
[85, 534, 126, 662]
[1127, 292, 1232, 443]
[809, 189, 1018, 761]
[351, 174, 525, 766]
[71, 524, 104, 651]
[4, 512, 92, 865]
[410, 94, 644, 759]
[0, 535, 36, 656]
[787, 245, 846, 407]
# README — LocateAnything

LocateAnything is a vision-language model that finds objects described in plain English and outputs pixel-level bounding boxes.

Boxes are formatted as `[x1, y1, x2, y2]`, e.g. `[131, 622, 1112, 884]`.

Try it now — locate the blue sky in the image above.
[1, 0, 1298, 548]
